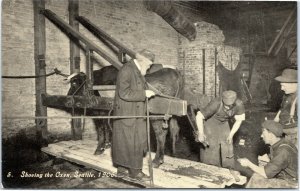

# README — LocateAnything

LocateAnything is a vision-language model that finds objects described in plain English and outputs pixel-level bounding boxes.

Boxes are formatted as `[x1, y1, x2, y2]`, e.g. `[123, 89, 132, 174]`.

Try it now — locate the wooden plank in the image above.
[42, 145, 154, 188]
[42, 140, 247, 188]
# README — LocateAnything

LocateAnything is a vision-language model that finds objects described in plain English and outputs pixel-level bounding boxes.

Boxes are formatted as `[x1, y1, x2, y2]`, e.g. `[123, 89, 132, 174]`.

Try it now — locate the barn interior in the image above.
[2, 0, 297, 188]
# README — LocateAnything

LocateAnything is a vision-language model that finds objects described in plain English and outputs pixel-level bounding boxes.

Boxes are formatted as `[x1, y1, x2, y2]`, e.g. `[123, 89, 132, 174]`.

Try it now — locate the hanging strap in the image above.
[285, 96, 298, 125]
[290, 96, 297, 117]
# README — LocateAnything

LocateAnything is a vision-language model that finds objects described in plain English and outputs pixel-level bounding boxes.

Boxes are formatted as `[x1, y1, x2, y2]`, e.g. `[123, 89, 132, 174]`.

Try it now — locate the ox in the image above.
[67, 64, 183, 168]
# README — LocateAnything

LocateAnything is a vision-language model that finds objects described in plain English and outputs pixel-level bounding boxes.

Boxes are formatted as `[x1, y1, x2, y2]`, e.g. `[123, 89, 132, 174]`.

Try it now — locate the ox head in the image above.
[66, 72, 87, 96]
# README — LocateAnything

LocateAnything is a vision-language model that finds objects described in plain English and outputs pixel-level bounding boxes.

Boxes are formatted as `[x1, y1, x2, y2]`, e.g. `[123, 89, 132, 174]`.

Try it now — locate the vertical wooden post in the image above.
[214, 48, 218, 97]
[69, 0, 80, 73]
[33, 0, 48, 146]
[69, 0, 82, 140]
[202, 49, 205, 95]
[182, 51, 186, 99]
[86, 50, 94, 89]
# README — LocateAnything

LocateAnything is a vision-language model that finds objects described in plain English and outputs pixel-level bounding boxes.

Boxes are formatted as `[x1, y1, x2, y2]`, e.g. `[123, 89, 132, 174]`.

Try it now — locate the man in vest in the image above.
[274, 68, 297, 146]
[195, 90, 245, 168]
[238, 120, 298, 188]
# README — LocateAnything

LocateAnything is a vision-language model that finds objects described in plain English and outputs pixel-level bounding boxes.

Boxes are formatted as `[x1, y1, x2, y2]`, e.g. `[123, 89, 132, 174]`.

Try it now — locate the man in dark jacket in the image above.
[238, 120, 298, 188]
[112, 49, 155, 181]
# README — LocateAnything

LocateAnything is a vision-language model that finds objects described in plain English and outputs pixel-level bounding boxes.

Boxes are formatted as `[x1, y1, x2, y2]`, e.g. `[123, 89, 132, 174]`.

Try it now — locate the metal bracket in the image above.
[38, 54, 46, 69]
[118, 51, 127, 63]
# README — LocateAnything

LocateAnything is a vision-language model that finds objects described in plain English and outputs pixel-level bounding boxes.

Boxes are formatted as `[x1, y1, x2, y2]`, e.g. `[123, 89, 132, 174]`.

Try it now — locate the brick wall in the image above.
[1, 0, 190, 140]
[2, 0, 37, 139]
[178, 21, 242, 99]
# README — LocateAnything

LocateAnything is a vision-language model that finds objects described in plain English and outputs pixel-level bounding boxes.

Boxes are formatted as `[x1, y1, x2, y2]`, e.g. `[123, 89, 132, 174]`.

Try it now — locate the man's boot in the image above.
[129, 169, 150, 181]
[117, 166, 128, 178]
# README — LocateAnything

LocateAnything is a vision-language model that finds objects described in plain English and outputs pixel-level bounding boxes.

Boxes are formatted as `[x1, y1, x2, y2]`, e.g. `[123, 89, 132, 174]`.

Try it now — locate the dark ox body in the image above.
[68, 65, 183, 168]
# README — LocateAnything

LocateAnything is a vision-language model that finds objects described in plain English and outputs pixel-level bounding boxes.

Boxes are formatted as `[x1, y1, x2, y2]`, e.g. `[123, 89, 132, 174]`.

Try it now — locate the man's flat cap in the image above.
[222, 90, 237, 105]
[262, 120, 283, 137]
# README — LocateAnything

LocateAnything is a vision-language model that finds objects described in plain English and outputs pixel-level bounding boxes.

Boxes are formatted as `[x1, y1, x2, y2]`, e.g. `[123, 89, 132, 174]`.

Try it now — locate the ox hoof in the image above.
[152, 159, 164, 168]
[94, 147, 105, 155]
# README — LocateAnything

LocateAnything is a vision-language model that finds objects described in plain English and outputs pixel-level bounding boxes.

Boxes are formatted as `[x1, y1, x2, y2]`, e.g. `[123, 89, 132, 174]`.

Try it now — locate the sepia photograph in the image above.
[1, 0, 298, 189]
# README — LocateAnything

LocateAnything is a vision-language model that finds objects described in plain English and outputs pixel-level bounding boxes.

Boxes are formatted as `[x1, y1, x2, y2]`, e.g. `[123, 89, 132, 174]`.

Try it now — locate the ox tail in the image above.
[107, 108, 113, 132]
[175, 70, 184, 99]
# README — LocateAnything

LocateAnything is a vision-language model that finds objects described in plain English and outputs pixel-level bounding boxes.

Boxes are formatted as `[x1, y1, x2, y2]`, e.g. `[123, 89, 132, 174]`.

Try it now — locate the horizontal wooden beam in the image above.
[41, 94, 114, 110]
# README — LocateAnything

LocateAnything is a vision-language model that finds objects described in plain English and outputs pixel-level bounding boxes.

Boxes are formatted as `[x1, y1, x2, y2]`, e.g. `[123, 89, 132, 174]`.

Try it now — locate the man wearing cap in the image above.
[112, 49, 156, 181]
[238, 120, 298, 188]
[274, 68, 297, 146]
[195, 90, 245, 168]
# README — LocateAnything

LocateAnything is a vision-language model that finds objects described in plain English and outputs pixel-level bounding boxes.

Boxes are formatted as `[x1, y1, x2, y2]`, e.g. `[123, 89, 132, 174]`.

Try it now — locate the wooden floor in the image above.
[42, 140, 247, 188]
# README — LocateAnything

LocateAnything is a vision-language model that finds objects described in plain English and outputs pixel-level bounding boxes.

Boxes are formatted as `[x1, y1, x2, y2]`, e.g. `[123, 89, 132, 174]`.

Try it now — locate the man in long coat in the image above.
[112, 49, 155, 181]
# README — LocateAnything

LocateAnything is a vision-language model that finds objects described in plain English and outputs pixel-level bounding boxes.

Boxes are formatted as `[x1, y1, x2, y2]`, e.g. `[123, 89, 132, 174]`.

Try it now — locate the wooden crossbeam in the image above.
[267, 7, 296, 56]
[41, 94, 114, 111]
[41, 9, 122, 70]
[76, 16, 137, 60]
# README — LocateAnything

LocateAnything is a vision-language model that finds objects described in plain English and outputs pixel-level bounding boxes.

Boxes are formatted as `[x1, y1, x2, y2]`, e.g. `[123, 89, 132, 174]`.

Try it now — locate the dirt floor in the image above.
[2, 104, 274, 188]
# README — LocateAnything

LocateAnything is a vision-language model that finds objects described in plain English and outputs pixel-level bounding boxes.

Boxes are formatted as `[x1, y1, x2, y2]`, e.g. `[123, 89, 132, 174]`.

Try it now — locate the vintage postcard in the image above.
[1, 0, 297, 189]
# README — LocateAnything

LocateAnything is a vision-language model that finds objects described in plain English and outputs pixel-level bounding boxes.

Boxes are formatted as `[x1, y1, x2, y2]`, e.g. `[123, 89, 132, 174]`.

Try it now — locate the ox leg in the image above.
[104, 121, 112, 149]
[152, 120, 168, 168]
[170, 117, 180, 157]
[94, 119, 106, 155]
[71, 110, 82, 140]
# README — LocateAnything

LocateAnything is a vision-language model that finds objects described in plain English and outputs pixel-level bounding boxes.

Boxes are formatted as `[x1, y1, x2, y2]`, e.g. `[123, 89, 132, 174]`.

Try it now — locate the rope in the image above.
[4, 115, 167, 120]
[2, 68, 68, 79]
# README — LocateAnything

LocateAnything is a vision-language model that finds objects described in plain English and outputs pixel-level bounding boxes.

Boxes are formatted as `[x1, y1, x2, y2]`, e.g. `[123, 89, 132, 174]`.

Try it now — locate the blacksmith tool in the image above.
[186, 104, 209, 147]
